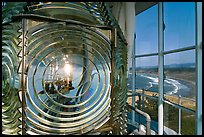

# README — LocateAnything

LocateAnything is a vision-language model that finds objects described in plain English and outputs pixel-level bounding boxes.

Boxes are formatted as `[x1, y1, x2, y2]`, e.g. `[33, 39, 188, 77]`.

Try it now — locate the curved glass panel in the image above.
[24, 21, 111, 134]
[2, 2, 128, 135]
[2, 22, 22, 135]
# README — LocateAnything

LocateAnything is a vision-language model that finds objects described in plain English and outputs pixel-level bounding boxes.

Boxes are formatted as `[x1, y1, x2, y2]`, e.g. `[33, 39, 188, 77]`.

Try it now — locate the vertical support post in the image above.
[146, 118, 151, 135]
[21, 18, 26, 135]
[110, 27, 117, 134]
[138, 94, 141, 126]
[125, 2, 136, 125]
[178, 95, 181, 135]
[142, 89, 145, 111]
[125, 2, 136, 72]
[131, 33, 136, 124]
[138, 94, 141, 110]
[195, 2, 202, 135]
[158, 2, 164, 135]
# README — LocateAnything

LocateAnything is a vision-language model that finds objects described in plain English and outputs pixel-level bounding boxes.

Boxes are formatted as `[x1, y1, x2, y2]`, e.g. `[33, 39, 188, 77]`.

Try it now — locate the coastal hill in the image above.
[129, 62, 195, 71]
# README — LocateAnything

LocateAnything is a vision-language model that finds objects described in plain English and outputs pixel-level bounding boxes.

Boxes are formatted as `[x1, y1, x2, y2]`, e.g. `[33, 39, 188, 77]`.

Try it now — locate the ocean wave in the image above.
[143, 75, 159, 83]
[164, 79, 179, 94]
[138, 74, 189, 95]
[138, 75, 157, 89]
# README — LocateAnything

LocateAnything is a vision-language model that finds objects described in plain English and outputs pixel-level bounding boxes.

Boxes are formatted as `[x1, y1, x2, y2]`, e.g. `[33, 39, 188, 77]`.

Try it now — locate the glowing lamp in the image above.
[64, 62, 72, 85]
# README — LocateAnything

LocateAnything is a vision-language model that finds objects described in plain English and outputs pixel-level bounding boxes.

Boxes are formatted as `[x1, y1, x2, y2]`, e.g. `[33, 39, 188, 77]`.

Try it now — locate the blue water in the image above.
[127, 73, 190, 96]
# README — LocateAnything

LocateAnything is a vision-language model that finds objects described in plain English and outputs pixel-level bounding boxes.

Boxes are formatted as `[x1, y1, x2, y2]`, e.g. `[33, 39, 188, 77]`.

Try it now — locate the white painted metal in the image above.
[131, 33, 136, 124]
[195, 2, 202, 135]
[135, 45, 196, 58]
[128, 92, 195, 113]
[178, 95, 181, 135]
[125, 2, 136, 124]
[126, 2, 136, 70]
[158, 2, 164, 135]
[142, 89, 144, 111]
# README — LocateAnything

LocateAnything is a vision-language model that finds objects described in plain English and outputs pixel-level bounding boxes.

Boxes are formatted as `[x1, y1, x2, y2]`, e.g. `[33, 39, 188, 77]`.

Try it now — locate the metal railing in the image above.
[128, 90, 196, 135]
[126, 103, 151, 135]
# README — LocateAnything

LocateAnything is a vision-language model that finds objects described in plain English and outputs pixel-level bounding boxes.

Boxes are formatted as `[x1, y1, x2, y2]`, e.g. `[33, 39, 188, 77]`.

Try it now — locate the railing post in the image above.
[146, 117, 151, 135]
[138, 94, 141, 125]
[127, 103, 151, 135]
[138, 94, 141, 110]
[142, 89, 145, 111]
[178, 95, 182, 135]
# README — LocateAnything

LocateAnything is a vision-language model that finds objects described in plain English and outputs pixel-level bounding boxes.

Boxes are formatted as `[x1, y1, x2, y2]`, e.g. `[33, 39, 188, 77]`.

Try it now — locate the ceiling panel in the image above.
[135, 2, 157, 15]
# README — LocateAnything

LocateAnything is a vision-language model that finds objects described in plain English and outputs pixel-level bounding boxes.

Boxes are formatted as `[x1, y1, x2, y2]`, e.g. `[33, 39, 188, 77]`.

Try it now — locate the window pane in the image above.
[163, 102, 179, 134]
[164, 50, 196, 135]
[136, 56, 158, 68]
[181, 110, 195, 135]
[164, 2, 195, 51]
[136, 4, 158, 55]
[136, 56, 158, 128]
[164, 50, 196, 100]
[163, 103, 196, 135]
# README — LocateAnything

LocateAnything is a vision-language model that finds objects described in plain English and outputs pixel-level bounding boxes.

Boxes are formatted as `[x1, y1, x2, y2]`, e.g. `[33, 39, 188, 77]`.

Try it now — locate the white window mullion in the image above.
[158, 2, 164, 135]
[195, 2, 202, 135]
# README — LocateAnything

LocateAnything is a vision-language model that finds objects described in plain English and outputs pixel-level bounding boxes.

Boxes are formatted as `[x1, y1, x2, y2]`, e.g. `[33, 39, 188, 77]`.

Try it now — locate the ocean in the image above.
[127, 73, 191, 97]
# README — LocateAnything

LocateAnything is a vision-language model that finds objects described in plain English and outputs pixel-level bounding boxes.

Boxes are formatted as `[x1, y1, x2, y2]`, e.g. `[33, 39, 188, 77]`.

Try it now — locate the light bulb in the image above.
[64, 63, 71, 76]
[64, 62, 72, 85]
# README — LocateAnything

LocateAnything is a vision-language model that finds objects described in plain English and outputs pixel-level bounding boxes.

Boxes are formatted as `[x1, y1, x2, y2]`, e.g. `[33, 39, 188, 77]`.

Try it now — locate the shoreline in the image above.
[132, 71, 196, 99]
[167, 76, 196, 99]
[127, 71, 196, 110]
[127, 89, 196, 111]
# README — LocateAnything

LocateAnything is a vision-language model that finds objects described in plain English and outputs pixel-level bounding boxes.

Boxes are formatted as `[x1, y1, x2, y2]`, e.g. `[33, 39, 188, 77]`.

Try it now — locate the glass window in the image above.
[181, 109, 195, 135]
[135, 56, 158, 93]
[164, 2, 195, 51]
[136, 56, 159, 124]
[136, 4, 158, 55]
[164, 50, 196, 105]
[164, 50, 196, 135]
[132, 2, 198, 135]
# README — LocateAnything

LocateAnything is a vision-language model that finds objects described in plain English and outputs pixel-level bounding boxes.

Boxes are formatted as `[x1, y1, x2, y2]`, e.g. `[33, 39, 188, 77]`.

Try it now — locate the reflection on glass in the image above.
[2, 22, 22, 135]
[24, 20, 112, 134]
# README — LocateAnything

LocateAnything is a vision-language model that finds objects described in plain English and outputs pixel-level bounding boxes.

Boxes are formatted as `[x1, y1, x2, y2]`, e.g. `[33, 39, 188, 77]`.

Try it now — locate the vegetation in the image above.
[128, 66, 196, 134]
[138, 95, 196, 135]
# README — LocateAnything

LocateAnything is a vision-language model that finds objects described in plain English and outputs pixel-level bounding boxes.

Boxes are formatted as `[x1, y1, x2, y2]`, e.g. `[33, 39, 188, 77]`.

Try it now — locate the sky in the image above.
[135, 2, 196, 67]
